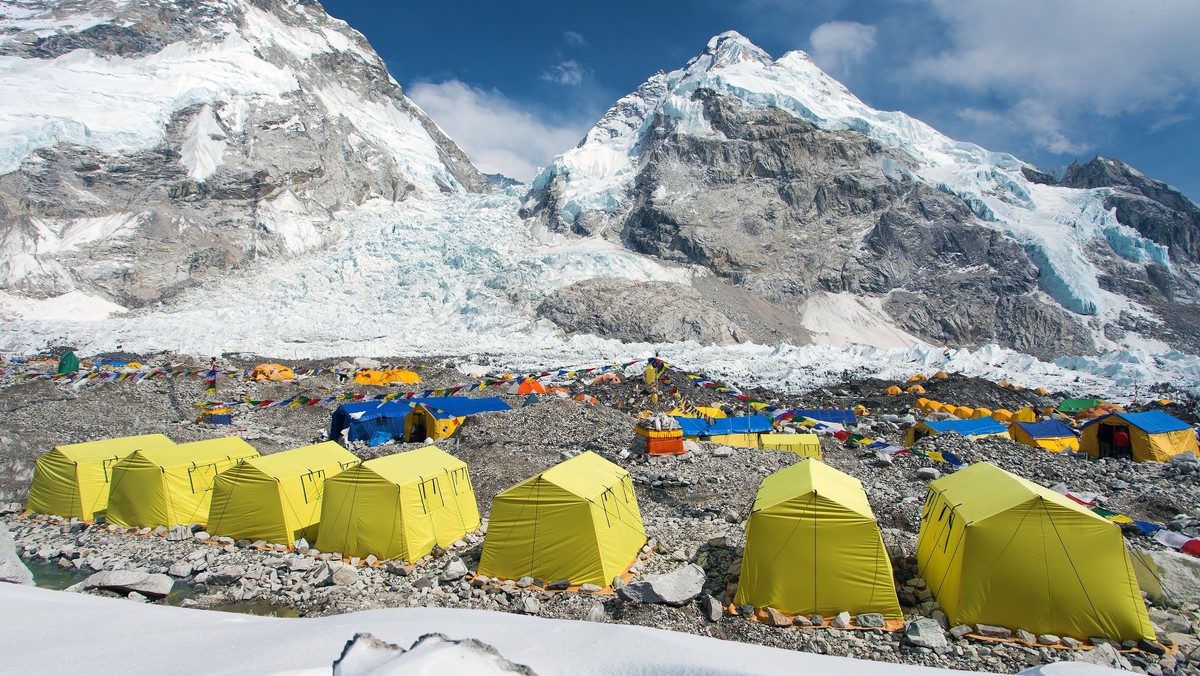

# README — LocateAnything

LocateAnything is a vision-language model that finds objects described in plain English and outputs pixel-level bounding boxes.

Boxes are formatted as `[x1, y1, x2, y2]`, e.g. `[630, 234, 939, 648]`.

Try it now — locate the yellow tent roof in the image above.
[134, 437, 259, 468]
[358, 445, 466, 484]
[752, 459, 874, 519]
[51, 434, 174, 463]
[929, 462, 1099, 525]
[523, 450, 628, 499]
[236, 442, 359, 479]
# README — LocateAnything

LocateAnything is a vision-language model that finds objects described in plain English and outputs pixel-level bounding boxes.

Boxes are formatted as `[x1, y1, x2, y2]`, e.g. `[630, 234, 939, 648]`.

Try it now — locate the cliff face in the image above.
[0, 0, 489, 311]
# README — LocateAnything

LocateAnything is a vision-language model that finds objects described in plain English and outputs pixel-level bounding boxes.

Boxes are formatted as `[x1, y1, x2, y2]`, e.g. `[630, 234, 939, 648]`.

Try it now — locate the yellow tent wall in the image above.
[316, 446, 480, 561]
[478, 451, 645, 586]
[759, 433, 821, 458]
[207, 442, 360, 545]
[1009, 427, 1079, 454]
[106, 438, 260, 529]
[404, 405, 463, 442]
[705, 433, 759, 448]
[26, 434, 175, 520]
[916, 463, 1153, 641]
[734, 460, 901, 621]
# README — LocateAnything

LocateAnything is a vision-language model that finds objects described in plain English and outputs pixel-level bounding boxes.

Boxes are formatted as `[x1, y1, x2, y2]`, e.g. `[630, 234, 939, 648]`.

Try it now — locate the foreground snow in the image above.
[0, 584, 1106, 675]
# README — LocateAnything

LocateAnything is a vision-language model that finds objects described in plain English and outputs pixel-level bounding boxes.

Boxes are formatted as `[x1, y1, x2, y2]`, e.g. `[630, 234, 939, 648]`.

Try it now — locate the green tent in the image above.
[1057, 398, 1103, 415]
[56, 351, 80, 375]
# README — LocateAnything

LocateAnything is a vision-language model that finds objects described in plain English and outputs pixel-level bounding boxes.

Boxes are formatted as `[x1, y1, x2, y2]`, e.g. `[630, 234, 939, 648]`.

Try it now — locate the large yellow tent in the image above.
[207, 442, 361, 545]
[252, 363, 295, 381]
[105, 438, 260, 529]
[917, 463, 1153, 641]
[1078, 411, 1199, 463]
[734, 460, 902, 624]
[353, 369, 422, 386]
[26, 434, 175, 521]
[1009, 420, 1080, 454]
[758, 433, 821, 458]
[478, 451, 645, 587]
[316, 446, 480, 561]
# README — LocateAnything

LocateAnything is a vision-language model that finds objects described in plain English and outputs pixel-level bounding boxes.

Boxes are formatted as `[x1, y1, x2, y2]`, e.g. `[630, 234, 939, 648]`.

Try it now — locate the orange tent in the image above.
[953, 406, 975, 419]
[590, 373, 622, 385]
[992, 409, 1014, 423]
[253, 363, 295, 381]
[907, 385, 927, 395]
[884, 386, 903, 396]
[574, 394, 599, 404]
[906, 374, 926, 384]
[972, 407, 993, 419]
[508, 380, 549, 395]
[932, 371, 950, 380]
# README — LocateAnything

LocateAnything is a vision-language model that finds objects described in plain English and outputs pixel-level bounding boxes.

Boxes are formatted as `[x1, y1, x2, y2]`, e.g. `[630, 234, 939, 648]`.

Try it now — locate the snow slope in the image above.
[0, 583, 1107, 675]
[533, 32, 1172, 341]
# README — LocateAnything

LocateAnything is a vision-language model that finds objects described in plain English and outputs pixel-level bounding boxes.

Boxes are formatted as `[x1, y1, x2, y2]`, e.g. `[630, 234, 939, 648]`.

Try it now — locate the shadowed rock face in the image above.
[0, 0, 489, 309]
[528, 89, 1096, 358]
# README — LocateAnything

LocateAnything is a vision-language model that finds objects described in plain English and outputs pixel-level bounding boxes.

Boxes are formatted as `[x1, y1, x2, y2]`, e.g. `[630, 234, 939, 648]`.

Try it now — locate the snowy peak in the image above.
[0, 0, 490, 312]
[693, 31, 774, 71]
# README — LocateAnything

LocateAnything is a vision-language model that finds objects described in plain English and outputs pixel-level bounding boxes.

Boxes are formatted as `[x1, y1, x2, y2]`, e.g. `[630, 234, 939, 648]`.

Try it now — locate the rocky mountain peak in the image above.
[694, 31, 774, 71]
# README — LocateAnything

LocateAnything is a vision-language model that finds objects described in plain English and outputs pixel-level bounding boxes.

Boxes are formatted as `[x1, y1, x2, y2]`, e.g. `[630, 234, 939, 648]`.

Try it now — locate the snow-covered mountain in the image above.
[0, 0, 488, 313]
[523, 32, 1200, 360]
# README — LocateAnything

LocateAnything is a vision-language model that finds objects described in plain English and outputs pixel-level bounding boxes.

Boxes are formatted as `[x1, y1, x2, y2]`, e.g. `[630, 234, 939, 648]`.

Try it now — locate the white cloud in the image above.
[960, 100, 1090, 155]
[808, 21, 877, 74]
[542, 60, 586, 86]
[563, 31, 586, 47]
[915, 0, 1200, 118]
[408, 80, 591, 182]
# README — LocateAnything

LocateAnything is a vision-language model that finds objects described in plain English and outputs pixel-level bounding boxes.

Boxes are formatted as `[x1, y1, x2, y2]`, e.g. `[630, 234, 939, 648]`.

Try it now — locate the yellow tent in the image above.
[478, 451, 645, 586]
[316, 446, 480, 561]
[759, 433, 821, 458]
[207, 442, 361, 545]
[405, 404, 464, 442]
[253, 363, 295, 381]
[1078, 411, 1199, 463]
[992, 408, 1013, 422]
[917, 463, 1153, 641]
[884, 385, 902, 395]
[705, 433, 760, 448]
[971, 407, 993, 420]
[355, 369, 422, 386]
[353, 369, 389, 385]
[26, 434, 175, 521]
[952, 406, 975, 419]
[383, 369, 421, 384]
[106, 438, 260, 528]
[906, 384, 927, 395]
[667, 406, 726, 419]
[1009, 420, 1080, 454]
[735, 460, 902, 624]
[906, 373, 926, 384]
[1011, 407, 1038, 423]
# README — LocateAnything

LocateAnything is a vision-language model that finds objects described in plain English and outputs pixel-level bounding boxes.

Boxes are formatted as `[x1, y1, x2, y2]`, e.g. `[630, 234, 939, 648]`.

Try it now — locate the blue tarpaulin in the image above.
[329, 397, 512, 443]
[792, 409, 857, 424]
[671, 415, 774, 437]
[1080, 410, 1192, 434]
[921, 418, 1008, 437]
[1011, 420, 1077, 439]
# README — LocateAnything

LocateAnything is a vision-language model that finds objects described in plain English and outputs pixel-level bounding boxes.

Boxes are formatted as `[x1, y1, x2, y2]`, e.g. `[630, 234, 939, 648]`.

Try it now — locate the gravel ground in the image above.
[2, 353, 1199, 674]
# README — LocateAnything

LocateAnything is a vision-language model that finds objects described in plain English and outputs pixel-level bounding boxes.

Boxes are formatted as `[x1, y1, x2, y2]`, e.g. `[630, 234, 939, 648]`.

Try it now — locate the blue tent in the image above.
[418, 397, 511, 419]
[1011, 420, 1077, 439]
[1079, 410, 1191, 434]
[670, 415, 774, 437]
[921, 418, 1009, 437]
[792, 409, 857, 424]
[330, 397, 513, 444]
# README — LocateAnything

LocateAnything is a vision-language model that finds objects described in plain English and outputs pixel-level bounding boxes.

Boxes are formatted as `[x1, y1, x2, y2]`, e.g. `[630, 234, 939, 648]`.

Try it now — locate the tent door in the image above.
[1097, 424, 1115, 458]
[449, 467, 472, 496]
[409, 414, 428, 442]
[300, 470, 326, 503]
[188, 463, 219, 494]
[418, 477, 444, 514]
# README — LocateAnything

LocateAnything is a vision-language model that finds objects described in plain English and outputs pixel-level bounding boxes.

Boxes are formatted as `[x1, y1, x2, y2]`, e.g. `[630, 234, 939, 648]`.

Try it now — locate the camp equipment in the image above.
[26, 434, 175, 520]
[1009, 420, 1080, 453]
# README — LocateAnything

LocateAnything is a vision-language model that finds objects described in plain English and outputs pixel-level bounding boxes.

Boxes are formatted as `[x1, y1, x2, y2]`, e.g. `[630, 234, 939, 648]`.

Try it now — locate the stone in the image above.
[440, 558, 469, 582]
[764, 607, 791, 627]
[1015, 628, 1037, 644]
[975, 624, 1012, 639]
[616, 564, 705, 607]
[412, 577, 435, 590]
[517, 576, 534, 589]
[949, 624, 973, 640]
[699, 594, 723, 622]
[519, 596, 540, 615]
[905, 619, 948, 650]
[584, 601, 607, 623]
[166, 562, 193, 578]
[1037, 634, 1060, 646]
[1061, 637, 1084, 649]
[365, 555, 378, 566]
[287, 557, 314, 572]
[580, 583, 602, 593]
[385, 561, 413, 577]
[792, 615, 812, 627]
[830, 611, 852, 628]
[193, 531, 210, 543]
[166, 525, 190, 542]
[210, 565, 244, 584]
[126, 591, 148, 603]
[810, 614, 824, 627]
[81, 570, 174, 598]
[152, 526, 167, 536]
[916, 468, 941, 480]
[332, 566, 359, 586]
[1072, 642, 1133, 671]
[0, 523, 34, 585]
[293, 538, 310, 553]
[1138, 638, 1167, 656]
[1134, 549, 1200, 607]
[546, 579, 571, 591]
[857, 613, 885, 629]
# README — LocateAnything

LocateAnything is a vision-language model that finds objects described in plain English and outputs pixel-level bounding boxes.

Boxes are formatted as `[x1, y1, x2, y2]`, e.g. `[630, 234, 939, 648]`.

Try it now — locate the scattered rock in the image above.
[830, 611, 851, 629]
[166, 562, 193, 578]
[699, 594, 724, 622]
[332, 566, 359, 586]
[580, 583, 602, 593]
[584, 601, 607, 623]
[80, 570, 173, 598]
[765, 607, 791, 627]
[440, 558, 468, 582]
[915, 468, 941, 480]
[0, 522, 34, 585]
[905, 619, 948, 650]
[616, 564, 705, 607]
[975, 624, 1012, 640]
[857, 613, 885, 629]
[519, 596, 540, 615]
[546, 579, 571, 591]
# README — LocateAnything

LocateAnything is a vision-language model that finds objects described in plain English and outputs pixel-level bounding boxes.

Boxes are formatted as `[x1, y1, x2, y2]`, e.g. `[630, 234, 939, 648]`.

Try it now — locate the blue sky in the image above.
[322, 0, 1200, 201]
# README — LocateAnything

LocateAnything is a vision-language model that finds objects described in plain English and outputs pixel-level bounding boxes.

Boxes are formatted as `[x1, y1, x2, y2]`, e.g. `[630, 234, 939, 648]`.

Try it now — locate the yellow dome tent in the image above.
[971, 407, 993, 419]
[478, 451, 645, 587]
[1011, 407, 1038, 423]
[884, 385, 902, 395]
[106, 438, 260, 529]
[953, 406, 975, 419]
[917, 463, 1153, 641]
[253, 363, 295, 381]
[316, 446, 480, 561]
[735, 460, 902, 625]
[906, 384, 927, 395]
[991, 409, 1013, 422]
[26, 434, 175, 521]
[906, 373, 926, 384]
[207, 442, 360, 545]
[932, 370, 949, 380]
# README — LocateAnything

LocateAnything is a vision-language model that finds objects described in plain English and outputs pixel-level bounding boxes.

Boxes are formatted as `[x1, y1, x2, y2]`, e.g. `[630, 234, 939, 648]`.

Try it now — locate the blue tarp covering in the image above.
[330, 397, 513, 443]
[671, 415, 775, 437]
[418, 397, 511, 419]
[921, 418, 1008, 437]
[1011, 420, 1078, 439]
[1080, 410, 1192, 434]
[792, 409, 857, 424]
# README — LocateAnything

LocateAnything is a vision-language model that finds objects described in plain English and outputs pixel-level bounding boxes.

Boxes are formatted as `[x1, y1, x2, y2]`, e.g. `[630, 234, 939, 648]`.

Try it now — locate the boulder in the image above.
[616, 563, 705, 607]
[0, 522, 34, 585]
[80, 570, 173, 598]
[580, 583, 602, 593]
[915, 468, 941, 480]
[1133, 549, 1200, 607]
[584, 601, 607, 623]
[210, 565, 245, 584]
[439, 558, 468, 582]
[905, 619, 948, 650]
[546, 579, 571, 591]
[699, 594, 724, 622]
[830, 611, 851, 628]
[857, 613, 885, 628]
[166, 525, 190, 542]
[166, 562, 193, 578]
[1015, 628, 1037, 644]
[1071, 642, 1132, 671]
[517, 576, 534, 589]
[193, 531, 211, 543]
[949, 624, 973, 640]
[332, 565, 359, 586]
[975, 624, 1012, 639]
[519, 596, 540, 615]
[765, 607, 791, 627]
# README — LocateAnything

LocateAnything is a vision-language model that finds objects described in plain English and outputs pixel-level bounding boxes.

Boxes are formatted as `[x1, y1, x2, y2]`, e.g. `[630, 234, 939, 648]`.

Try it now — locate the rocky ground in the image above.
[2, 353, 1199, 674]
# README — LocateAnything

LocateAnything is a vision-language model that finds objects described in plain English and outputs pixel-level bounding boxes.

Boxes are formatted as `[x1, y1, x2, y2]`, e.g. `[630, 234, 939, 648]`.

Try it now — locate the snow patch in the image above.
[180, 104, 227, 181]
[0, 289, 126, 321]
[800, 292, 930, 349]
